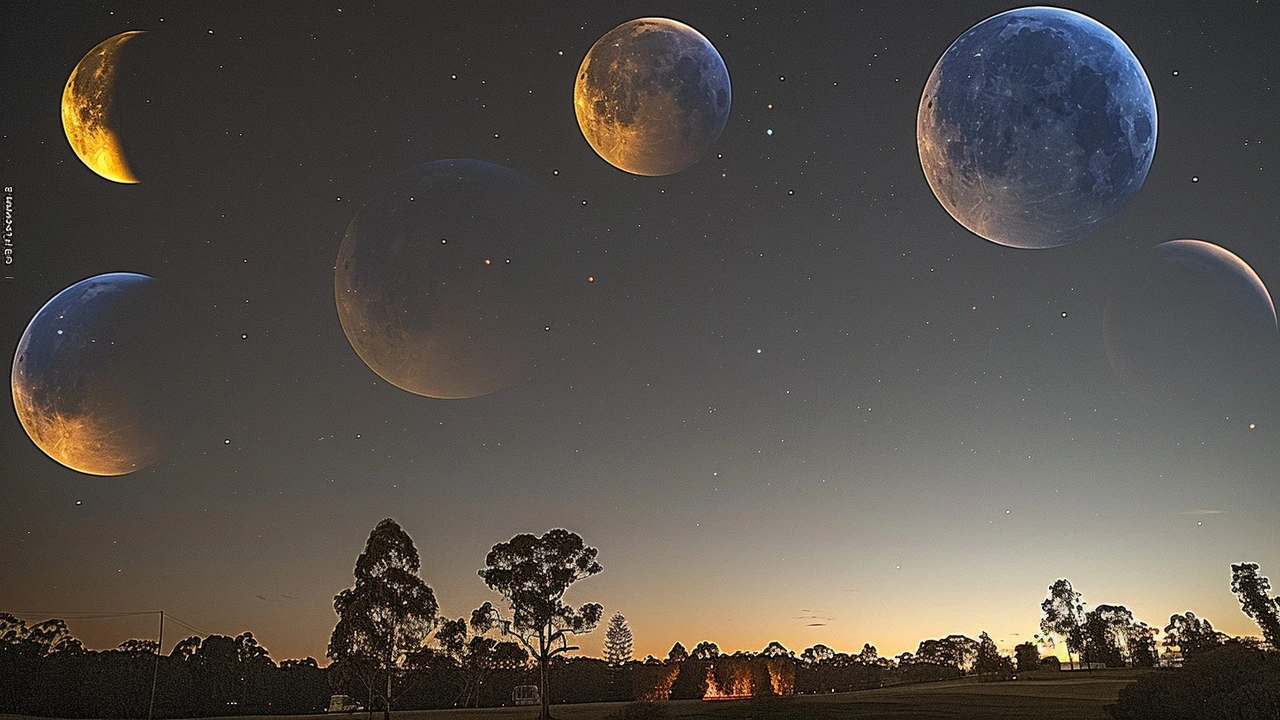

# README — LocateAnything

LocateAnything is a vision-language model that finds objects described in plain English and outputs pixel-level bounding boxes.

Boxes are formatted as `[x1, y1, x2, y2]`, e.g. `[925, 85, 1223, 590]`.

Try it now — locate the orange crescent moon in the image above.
[62, 31, 143, 184]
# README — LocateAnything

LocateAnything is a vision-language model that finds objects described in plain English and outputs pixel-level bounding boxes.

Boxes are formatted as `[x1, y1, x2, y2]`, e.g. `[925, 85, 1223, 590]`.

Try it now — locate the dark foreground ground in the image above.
[2, 668, 1141, 720]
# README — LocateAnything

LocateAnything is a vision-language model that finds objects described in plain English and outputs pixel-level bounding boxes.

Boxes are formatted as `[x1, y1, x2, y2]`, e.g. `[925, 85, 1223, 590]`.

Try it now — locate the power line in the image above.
[7, 610, 158, 620]
[6, 610, 217, 637]
[6, 609, 221, 644]
[165, 614, 214, 638]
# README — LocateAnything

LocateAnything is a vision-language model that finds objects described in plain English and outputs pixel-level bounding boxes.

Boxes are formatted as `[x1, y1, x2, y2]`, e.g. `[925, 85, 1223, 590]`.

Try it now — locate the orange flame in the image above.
[767, 660, 795, 696]
[702, 664, 753, 701]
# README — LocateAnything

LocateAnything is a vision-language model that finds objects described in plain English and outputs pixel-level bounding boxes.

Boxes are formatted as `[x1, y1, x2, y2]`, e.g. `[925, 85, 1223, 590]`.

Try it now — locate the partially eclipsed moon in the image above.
[574, 18, 731, 176]
[334, 160, 545, 399]
[12, 273, 164, 475]
[62, 31, 143, 184]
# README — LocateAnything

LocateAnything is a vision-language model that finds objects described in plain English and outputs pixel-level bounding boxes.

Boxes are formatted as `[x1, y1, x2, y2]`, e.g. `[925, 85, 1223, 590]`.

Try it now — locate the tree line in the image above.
[4, 520, 1277, 719]
[1036, 563, 1280, 669]
[0, 620, 327, 718]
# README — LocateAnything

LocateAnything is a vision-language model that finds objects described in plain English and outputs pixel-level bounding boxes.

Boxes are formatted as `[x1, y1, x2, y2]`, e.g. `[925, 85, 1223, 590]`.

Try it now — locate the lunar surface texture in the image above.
[334, 160, 546, 399]
[918, 8, 1156, 248]
[11, 273, 164, 475]
[575, 17, 731, 176]
[62, 31, 142, 184]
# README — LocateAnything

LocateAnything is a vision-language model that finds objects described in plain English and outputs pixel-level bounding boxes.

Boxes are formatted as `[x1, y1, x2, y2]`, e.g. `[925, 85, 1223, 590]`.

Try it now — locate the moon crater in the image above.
[917, 8, 1155, 248]
[12, 273, 166, 475]
[62, 31, 143, 184]
[575, 18, 731, 176]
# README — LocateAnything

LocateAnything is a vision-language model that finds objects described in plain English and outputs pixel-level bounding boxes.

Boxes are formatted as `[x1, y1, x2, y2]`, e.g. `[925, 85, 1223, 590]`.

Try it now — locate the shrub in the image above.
[1106, 643, 1280, 719]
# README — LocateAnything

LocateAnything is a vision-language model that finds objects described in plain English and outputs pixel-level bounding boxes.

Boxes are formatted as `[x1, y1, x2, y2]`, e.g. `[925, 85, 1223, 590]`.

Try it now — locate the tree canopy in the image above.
[1230, 562, 1280, 649]
[1040, 579, 1086, 668]
[328, 518, 438, 720]
[1163, 611, 1225, 658]
[476, 528, 602, 720]
[666, 642, 689, 664]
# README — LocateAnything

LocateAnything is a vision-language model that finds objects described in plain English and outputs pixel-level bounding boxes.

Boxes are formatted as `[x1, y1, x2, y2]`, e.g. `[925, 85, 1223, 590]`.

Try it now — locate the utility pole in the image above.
[148, 610, 163, 720]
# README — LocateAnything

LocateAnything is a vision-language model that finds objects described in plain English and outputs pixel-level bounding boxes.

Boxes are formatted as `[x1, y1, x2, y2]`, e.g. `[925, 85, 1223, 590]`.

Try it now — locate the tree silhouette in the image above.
[22, 619, 83, 656]
[915, 635, 977, 672]
[475, 529, 602, 720]
[1125, 620, 1158, 667]
[666, 642, 688, 664]
[974, 632, 1001, 680]
[1163, 612, 1224, 658]
[1082, 605, 1129, 667]
[690, 641, 720, 660]
[328, 518, 439, 720]
[856, 643, 879, 666]
[171, 636, 201, 661]
[189, 635, 243, 711]
[1082, 604, 1154, 667]
[1040, 579, 1086, 669]
[1230, 562, 1280, 649]
[1013, 642, 1039, 672]
[603, 613, 633, 666]
[761, 641, 792, 659]
[435, 613, 528, 708]
[800, 644, 833, 666]
[116, 639, 159, 654]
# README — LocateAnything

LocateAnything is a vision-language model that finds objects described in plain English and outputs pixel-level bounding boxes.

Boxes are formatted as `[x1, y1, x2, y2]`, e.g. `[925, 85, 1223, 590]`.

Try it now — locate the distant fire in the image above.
[767, 660, 795, 696]
[638, 666, 678, 702]
[701, 665, 753, 701]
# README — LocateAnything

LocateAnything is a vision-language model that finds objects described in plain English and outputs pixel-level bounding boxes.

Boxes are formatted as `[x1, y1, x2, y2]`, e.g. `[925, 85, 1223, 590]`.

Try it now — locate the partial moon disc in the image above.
[575, 18, 731, 176]
[335, 160, 547, 399]
[1104, 240, 1277, 407]
[62, 31, 143, 184]
[12, 273, 166, 475]
[918, 8, 1156, 248]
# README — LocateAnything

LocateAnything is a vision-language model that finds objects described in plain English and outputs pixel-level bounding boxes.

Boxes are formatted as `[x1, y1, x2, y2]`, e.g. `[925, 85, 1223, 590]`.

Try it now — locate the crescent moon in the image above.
[62, 31, 143, 184]
[1159, 239, 1277, 327]
[1103, 239, 1277, 394]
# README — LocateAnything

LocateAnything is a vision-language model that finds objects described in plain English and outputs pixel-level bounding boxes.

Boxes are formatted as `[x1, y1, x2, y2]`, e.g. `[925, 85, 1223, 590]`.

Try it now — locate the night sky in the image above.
[3, 1, 1278, 663]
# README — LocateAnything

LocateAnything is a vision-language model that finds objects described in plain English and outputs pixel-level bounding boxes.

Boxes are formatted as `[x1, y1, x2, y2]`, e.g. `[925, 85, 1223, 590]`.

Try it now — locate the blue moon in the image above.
[918, 7, 1156, 248]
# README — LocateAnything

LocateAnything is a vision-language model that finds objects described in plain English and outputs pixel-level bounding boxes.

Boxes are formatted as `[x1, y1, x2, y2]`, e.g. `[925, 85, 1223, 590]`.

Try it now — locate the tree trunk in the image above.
[532, 650, 547, 717]
[383, 671, 391, 720]
[539, 627, 551, 720]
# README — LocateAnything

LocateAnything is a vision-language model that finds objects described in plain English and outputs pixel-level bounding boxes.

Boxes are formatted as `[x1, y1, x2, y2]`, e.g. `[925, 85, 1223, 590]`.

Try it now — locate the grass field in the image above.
[189, 669, 1146, 720]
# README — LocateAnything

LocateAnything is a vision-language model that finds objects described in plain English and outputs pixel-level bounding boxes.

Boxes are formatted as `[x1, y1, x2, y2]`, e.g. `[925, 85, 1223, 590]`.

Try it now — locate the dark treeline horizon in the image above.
[4, 522, 1276, 718]
[0, 602, 1271, 719]
[4, 562, 1276, 718]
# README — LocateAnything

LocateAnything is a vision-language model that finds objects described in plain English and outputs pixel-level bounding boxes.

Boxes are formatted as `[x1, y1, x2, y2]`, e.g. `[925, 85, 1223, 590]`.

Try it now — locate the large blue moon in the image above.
[918, 7, 1156, 249]
[11, 273, 165, 475]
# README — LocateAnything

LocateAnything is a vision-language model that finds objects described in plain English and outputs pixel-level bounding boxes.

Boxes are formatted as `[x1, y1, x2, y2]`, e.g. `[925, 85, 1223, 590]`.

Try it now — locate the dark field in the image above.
[175, 669, 1146, 720]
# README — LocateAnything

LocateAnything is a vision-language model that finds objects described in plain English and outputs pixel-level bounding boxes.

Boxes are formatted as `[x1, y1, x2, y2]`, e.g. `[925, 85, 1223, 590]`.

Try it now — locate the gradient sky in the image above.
[2, 1, 1278, 664]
